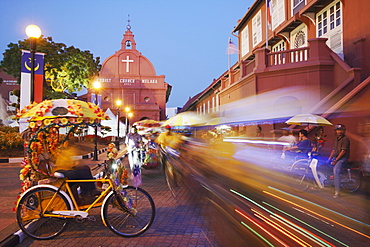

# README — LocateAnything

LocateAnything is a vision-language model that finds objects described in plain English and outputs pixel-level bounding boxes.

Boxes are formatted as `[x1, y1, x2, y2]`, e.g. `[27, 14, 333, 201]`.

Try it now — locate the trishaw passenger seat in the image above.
[54, 172, 65, 178]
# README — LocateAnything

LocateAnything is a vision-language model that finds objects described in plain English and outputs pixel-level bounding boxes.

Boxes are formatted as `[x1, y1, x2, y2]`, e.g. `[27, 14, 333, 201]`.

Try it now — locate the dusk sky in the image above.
[0, 0, 254, 107]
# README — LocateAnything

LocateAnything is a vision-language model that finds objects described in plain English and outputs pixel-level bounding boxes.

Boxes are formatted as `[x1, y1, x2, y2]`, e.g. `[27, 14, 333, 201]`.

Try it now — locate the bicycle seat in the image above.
[54, 172, 65, 178]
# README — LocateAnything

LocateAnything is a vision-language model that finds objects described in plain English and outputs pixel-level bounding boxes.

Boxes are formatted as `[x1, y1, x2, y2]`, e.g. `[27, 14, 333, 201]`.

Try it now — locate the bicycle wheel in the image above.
[164, 159, 178, 197]
[289, 160, 311, 191]
[16, 187, 71, 240]
[342, 171, 361, 192]
[102, 186, 155, 237]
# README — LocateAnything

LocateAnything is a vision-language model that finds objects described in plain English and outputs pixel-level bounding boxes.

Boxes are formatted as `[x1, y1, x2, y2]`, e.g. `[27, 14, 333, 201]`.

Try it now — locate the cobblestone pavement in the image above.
[17, 158, 218, 247]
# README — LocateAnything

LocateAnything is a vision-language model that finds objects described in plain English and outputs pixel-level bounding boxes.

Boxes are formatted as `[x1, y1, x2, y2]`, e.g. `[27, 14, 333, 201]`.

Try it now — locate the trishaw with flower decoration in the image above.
[14, 99, 155, 239]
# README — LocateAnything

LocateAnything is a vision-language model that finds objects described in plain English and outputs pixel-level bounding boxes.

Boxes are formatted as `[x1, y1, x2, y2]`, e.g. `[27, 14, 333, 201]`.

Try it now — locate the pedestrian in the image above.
[327, 124, 350, 198]
[255, 125, 264, 138]
[125, 126, 142, 170]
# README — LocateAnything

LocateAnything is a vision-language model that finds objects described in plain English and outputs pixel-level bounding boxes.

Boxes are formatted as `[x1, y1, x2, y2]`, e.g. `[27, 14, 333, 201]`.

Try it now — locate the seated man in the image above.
[283, 129, 312, 160]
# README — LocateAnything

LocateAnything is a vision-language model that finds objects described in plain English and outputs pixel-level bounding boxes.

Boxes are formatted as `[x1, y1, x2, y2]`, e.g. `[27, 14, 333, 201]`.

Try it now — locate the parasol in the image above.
[161, 111, 210, 127]
[285, 114, 332, 126]
[204, 116, 230, 126]
[15, 99, 109, 121]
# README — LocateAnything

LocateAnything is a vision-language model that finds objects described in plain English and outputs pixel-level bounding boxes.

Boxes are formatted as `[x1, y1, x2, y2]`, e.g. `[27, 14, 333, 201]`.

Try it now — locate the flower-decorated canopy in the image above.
[16, 99, 110, 192]
[16, 99, 109, 121]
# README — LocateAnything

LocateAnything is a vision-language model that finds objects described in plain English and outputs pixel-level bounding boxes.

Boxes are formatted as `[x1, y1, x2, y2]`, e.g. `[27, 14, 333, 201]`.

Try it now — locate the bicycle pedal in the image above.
[87, 216, 96, 222]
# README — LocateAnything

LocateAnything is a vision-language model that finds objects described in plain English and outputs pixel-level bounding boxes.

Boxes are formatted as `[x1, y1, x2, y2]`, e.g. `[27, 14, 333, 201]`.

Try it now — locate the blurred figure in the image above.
[278, 127, 296, 146]
[155, 125, 183, 150]
[327, 124, 350, 198]
[107, 142, 118, 160]
[51, 144, 100, 204]
[278, 128, 296, 158]
[125, 126, 143, 170]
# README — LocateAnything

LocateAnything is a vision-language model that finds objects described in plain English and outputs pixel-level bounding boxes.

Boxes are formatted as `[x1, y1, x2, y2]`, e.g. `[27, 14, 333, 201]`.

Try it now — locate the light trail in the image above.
[263, 190, 370, 239]
[236, 208, 289, 247]
[270, 214, 334, 247]
[240, 221, 275, 247]
[253, 209, 311, 247]
[268, 186, 370, 228]
[264, 202, 349, 247]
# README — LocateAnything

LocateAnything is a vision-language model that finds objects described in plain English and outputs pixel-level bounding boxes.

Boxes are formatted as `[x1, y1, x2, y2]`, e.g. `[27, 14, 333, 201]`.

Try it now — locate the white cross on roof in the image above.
[122, 55, 134, 72]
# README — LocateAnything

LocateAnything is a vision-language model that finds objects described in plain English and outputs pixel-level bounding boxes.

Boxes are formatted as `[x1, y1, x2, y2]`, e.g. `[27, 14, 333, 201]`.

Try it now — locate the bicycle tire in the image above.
[102, 186, 155, 237]
[289, 160, 311, 191]
[164, 159, 178, 197]
[342, 171, 361, 192]
[16, 187, 71, 240]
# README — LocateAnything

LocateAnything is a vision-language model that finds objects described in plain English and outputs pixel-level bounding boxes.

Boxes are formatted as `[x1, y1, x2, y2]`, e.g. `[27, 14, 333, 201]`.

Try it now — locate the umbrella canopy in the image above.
[15, 99, 109, 121]
[204, 116, 231, 126]
[285, 114, 332, 126]
[133, 119, 161, 128]
[162, 111, 210, 127]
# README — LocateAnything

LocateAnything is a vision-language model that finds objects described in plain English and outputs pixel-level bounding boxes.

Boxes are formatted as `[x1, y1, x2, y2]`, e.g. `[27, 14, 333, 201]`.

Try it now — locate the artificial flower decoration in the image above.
[15, 99, 109, 121]
[15, 101, 38, 118]
[43, 119, 52, 126]
[61, 118, 68, 125]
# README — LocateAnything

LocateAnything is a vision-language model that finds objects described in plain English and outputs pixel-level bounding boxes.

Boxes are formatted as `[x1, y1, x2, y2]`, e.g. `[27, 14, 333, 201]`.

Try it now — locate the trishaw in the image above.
[14, 99, 155, 240]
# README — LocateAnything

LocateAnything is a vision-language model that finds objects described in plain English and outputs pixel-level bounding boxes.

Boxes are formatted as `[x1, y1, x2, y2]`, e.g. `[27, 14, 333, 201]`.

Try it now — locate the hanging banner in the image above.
[20, 50, 45, 109]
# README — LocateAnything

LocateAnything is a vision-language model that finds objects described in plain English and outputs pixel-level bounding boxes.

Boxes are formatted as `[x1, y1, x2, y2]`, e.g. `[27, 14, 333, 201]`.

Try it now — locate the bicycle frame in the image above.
[39, 178, 114, 219]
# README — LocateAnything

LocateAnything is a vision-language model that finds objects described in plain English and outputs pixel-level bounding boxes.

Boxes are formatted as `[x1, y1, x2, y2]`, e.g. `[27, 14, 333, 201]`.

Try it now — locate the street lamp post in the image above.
[127, 112, 133, 132]
[115, 99, 122, 150]
[124, 107, 131, 135]
[25, 24, 41, 102]
[92, 80, 101, 161]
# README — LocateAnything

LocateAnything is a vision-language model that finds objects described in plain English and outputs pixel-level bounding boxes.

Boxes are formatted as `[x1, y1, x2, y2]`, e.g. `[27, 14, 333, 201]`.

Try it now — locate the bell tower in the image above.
[121, 17, 137, 51]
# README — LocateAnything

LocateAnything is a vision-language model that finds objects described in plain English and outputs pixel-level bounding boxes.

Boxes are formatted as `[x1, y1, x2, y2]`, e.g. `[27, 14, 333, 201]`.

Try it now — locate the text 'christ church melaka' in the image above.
[90, 24, 171, 122]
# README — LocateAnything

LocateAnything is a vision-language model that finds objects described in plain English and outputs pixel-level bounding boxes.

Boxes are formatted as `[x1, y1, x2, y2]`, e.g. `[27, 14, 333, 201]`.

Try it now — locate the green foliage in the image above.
[0, 36, 101, 98]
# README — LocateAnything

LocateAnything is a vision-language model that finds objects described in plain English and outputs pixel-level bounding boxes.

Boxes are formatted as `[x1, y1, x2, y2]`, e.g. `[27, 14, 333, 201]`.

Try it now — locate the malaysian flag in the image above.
[267, 0, 272, 30]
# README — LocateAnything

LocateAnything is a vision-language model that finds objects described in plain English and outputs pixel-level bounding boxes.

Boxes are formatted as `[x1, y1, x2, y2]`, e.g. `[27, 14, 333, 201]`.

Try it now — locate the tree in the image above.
[0, 36, 101, 99]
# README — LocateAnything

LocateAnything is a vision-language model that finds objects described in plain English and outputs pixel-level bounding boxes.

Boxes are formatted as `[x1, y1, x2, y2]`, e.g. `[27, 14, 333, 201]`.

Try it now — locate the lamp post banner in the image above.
[91, 93, 102, 107]
[20, 50, 45, 107]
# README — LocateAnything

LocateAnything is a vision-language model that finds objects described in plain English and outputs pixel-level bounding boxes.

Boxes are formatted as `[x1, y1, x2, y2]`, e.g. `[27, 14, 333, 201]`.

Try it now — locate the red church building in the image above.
[89, 24, 171, 123]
